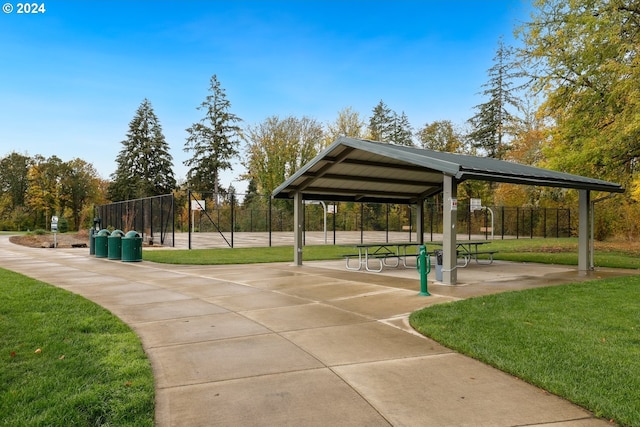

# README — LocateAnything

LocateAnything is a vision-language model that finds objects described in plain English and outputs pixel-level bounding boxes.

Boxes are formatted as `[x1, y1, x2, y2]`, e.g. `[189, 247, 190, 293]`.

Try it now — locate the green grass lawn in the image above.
[143, 244, 349, 264]
[143, 237, 640, 269]
[0, 268, 154, 427]
[410, 277, 640, 427]
[481, 237, 640, 269]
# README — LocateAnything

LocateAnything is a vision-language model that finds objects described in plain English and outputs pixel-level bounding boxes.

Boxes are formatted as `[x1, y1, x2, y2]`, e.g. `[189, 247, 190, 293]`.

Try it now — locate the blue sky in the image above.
[1, 0, 531, 193]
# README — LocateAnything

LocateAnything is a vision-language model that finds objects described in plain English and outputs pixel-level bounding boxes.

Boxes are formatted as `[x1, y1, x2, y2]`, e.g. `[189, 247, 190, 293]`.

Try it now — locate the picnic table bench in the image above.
[430, 240, 498, 267]
[344, 243, 420, 272]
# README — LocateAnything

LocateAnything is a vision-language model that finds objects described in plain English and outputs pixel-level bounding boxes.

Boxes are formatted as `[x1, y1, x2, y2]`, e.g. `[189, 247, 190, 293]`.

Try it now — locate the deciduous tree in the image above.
[0, 152, 31, 212]
[26, 155, 63, 228]
[59, 158, 101, 230]
[415, 120, 467, 153]
[243, 115, 324, 195]
[518, 0, 640, 186]
[325, 107, 365, 144]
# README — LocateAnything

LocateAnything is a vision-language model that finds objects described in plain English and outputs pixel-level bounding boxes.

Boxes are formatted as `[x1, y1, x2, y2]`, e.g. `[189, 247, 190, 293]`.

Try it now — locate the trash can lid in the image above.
[96, 229, 111, 236]
[109, 229, 125, 237]
[124, 230, 141, 239]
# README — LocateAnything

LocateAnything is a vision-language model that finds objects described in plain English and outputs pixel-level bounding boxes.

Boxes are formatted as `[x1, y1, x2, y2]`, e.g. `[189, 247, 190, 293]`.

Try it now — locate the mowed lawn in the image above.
[143, 237, 640, 269]
[0, 268, 154, 427]
[410, 276, 640, 427]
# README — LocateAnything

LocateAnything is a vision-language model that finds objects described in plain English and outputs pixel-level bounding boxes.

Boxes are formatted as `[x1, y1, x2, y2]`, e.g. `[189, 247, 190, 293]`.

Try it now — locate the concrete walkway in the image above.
[0, 236, 628, 426]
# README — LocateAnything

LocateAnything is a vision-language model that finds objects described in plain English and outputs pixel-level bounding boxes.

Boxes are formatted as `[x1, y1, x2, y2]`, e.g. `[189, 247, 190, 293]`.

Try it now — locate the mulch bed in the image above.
[10, 232, 89, 249]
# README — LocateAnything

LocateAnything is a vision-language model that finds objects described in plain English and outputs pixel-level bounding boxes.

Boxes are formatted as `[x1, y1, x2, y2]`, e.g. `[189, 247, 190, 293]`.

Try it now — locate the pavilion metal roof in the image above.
[272, 137, 625, 204]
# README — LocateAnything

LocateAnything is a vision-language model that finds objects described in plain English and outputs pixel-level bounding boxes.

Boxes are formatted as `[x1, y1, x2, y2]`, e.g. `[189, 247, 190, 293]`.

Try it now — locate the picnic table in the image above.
[431, 240, 497, 267]
[344, 242, 420, 272]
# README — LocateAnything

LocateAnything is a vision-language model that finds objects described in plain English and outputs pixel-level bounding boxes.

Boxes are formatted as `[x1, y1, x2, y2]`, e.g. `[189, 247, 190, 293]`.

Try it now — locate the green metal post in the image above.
[417, 244, 431, 296]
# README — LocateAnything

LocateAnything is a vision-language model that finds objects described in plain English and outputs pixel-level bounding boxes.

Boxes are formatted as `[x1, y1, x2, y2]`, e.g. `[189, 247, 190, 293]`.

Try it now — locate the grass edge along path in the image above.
[142, 238, 640, 270]
[0, 268, 154, 427]
[409, 276, 640, 427]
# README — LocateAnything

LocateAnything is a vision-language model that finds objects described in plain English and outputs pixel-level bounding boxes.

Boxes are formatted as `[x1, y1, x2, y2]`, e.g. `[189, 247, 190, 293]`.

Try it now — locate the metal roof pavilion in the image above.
[273, 137, 624, 203]
[273, 137, 625, 285]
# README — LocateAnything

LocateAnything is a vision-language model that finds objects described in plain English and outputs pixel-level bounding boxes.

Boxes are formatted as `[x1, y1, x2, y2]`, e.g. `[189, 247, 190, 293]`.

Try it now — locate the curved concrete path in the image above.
[0, 236, 622, 426]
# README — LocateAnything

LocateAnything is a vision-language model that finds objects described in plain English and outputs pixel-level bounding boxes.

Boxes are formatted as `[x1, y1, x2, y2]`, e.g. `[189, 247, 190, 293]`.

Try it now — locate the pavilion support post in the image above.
[442, 175, 458, 285]
[293, 191, 303, 266]
[578, 189, 591, 273]
[416, 199, 424, 244]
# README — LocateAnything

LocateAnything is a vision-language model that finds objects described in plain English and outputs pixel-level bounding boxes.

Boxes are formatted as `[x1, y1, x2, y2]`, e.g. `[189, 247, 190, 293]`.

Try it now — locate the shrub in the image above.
[57, 217, 69, 233]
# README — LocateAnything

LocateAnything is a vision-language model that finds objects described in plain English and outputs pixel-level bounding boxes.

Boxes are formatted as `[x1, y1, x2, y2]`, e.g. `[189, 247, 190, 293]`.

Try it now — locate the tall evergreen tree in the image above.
[109, 99, 176, 201]
[467, 38, 521, 159]
[367, 100, 394, 142]
[367, 101, 413, 145]
[184, 74, 243, 195]
[391, 111, 414, 146]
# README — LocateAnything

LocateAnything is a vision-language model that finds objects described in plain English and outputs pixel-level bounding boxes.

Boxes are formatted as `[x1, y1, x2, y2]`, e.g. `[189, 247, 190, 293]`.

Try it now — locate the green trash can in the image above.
[94, 229, 111, 258]
[108, 230, 125, 260]
[122, 231, 142, 262]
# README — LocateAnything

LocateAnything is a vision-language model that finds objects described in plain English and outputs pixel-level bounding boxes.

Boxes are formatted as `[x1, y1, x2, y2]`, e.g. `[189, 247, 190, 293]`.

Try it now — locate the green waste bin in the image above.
[122, 231, 142, 262]
[108, 230, 125, 260]
[94, 229, 111, 258]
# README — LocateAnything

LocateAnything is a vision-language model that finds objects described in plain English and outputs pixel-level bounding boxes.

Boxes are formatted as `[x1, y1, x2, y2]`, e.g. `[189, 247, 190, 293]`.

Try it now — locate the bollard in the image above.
[416, 244, 431, 296]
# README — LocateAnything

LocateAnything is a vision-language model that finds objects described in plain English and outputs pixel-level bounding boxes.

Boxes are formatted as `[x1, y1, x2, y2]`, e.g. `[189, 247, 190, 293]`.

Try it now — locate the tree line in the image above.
[2, 0, 639, 239]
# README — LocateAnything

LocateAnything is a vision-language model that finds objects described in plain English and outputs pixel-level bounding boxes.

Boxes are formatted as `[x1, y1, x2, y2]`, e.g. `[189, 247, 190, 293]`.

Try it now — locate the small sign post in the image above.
[51, 215, 59, 248]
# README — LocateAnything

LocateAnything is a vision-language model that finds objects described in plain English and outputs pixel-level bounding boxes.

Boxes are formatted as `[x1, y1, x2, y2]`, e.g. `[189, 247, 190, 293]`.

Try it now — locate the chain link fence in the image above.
[182, 192, 575, 249]
[95, 194, 175, 247]
[96, 193, 574, 249]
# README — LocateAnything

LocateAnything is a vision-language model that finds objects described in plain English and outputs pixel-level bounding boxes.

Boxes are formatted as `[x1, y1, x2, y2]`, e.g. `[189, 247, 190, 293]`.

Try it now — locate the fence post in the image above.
[333, 202, 336, 245]
[171, 194, 175, 247]
[150, 197, 154, 244]
[360, 203, 364, 244]
[268, 196, 272, 247]
[429, 202, 434, 241]
[231, 194, 235, 248]
[188, 190, 192, 250]
[385, 203, 389, 243]
[483, 208, 488, 239]
[467, 204, 471, 240]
